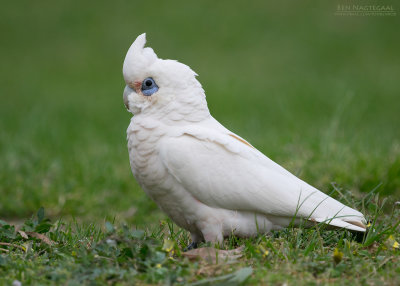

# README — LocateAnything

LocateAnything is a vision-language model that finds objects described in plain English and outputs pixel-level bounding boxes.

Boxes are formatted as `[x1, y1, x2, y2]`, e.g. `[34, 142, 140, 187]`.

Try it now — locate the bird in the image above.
[122, 33, 366, 248]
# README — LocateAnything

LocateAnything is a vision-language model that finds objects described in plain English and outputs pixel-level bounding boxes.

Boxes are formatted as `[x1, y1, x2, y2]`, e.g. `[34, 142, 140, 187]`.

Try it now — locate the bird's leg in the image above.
[184, 224, 223, 251]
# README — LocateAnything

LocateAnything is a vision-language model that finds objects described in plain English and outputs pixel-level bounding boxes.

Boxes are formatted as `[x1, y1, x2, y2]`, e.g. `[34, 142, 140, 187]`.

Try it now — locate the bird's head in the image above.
[123, 33, 209, 122]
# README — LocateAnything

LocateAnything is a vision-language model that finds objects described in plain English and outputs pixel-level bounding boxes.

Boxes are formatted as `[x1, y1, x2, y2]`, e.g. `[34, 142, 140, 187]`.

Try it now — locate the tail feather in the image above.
[313, 217, 366, 232]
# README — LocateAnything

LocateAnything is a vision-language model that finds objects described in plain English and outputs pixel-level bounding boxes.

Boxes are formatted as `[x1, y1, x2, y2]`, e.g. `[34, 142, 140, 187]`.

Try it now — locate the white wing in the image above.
[159, 117, 366, 232]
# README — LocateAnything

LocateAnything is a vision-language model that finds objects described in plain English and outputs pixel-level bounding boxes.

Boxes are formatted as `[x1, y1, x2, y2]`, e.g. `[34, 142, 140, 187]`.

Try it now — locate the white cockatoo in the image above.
[123, 34, 366, 247]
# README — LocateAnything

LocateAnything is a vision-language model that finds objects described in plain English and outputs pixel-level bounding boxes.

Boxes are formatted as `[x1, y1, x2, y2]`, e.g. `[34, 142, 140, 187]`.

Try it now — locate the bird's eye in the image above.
[141, 77, 159, 96]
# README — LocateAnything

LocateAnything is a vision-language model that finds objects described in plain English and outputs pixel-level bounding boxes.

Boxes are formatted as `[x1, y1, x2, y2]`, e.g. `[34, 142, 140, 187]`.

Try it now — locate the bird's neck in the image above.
[140, 91, 210, 124]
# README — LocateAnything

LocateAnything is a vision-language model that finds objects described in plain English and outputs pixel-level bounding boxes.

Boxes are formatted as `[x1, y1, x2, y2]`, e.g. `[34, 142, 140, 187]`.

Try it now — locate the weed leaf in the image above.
[37, 207, 45, 224]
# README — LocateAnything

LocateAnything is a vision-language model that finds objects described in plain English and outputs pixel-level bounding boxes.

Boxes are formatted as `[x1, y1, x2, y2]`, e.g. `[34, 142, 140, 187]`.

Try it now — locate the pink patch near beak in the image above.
[133, 81, 142, 93]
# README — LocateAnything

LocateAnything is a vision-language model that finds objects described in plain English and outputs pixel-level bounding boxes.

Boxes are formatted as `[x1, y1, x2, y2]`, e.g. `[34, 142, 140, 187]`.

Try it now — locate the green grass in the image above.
[0, 0, 399, 284]
[1, 193, 399, 285]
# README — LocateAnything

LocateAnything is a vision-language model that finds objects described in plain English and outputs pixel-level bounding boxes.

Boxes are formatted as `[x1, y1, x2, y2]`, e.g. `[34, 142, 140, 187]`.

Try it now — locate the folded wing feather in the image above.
[159, 121, 366, 232]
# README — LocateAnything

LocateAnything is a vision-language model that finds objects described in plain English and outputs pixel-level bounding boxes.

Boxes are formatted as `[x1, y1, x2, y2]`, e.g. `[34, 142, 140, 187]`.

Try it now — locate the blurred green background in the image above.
[0, 1, 399, 225]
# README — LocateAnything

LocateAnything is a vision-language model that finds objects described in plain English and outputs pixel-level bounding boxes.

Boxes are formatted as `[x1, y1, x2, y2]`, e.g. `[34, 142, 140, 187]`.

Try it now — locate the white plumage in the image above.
[123, 34, 366, 244]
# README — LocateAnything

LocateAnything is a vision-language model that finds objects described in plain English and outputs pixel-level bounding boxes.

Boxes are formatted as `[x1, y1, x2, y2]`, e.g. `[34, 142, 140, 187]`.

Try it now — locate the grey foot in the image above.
[184, 242, 198, 251]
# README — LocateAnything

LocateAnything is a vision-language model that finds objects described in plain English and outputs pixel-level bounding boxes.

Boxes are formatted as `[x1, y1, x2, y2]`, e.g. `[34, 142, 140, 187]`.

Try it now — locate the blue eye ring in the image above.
[141, 77, 159, 96]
